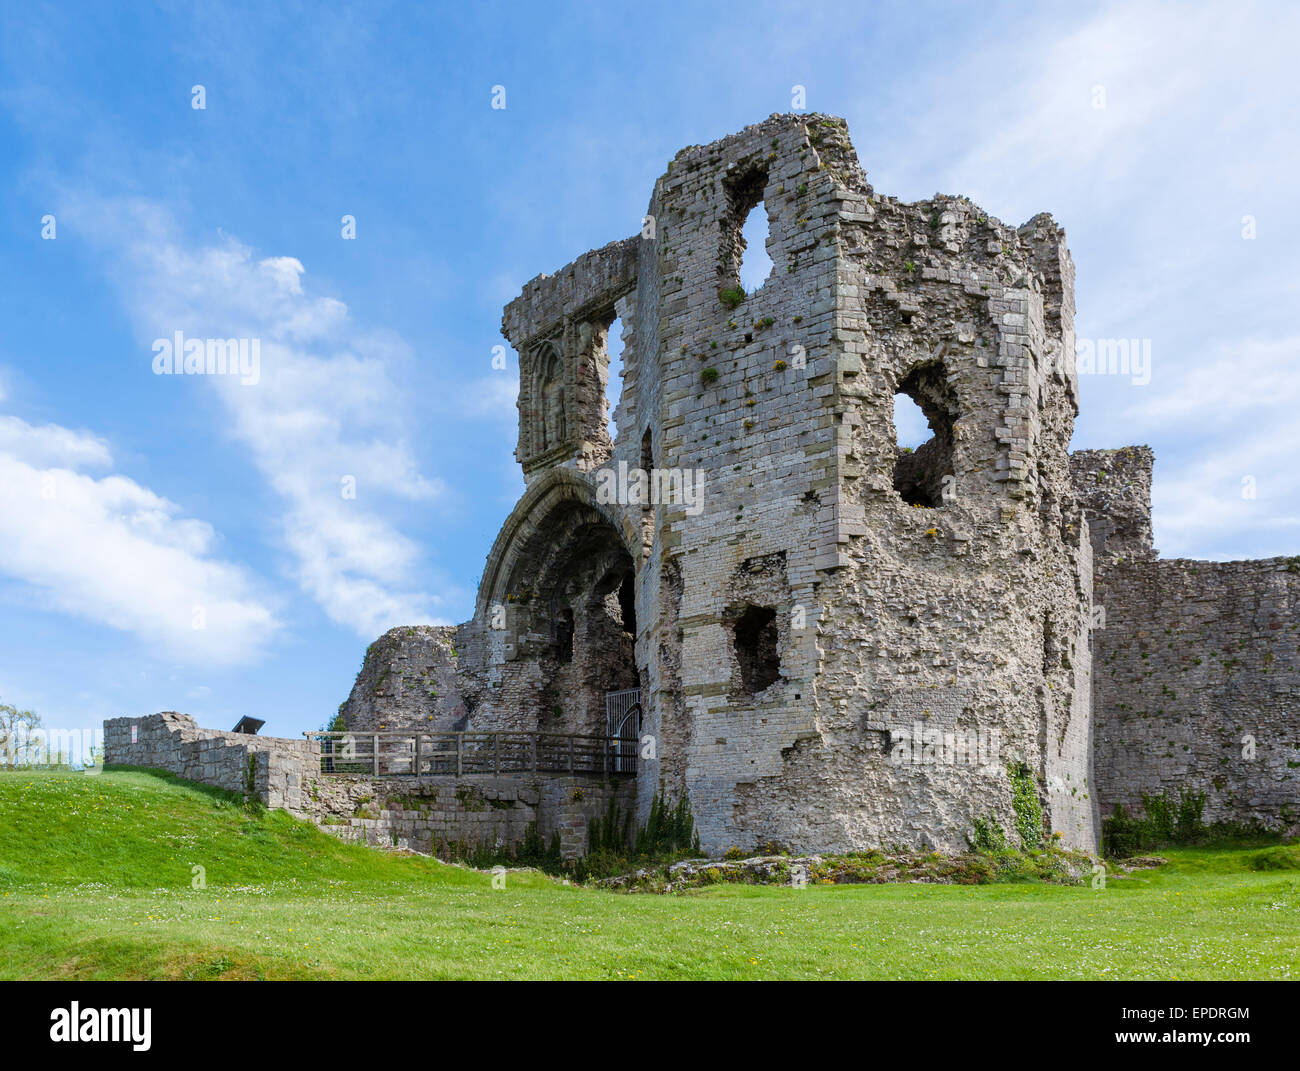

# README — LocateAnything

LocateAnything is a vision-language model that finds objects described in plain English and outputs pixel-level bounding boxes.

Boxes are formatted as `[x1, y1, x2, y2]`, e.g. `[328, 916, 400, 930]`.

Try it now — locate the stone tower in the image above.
[453, 113, 1100, 854]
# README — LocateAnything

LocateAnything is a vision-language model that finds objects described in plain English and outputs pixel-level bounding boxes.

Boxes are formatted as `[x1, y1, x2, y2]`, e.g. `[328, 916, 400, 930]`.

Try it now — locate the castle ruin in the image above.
[312, 114, 1299, 855]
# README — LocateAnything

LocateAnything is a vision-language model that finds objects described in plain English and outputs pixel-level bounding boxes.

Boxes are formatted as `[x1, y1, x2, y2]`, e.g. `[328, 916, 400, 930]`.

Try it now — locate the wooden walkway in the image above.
[306, 730, 636, 778]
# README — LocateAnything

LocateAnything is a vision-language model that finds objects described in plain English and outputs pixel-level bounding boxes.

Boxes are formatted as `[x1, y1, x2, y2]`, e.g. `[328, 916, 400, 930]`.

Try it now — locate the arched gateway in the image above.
[469, 468, 644, 741]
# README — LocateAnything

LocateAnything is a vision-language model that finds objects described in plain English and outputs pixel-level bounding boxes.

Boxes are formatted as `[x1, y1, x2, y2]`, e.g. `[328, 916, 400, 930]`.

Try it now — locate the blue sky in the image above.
[1, 0, 1297, 738]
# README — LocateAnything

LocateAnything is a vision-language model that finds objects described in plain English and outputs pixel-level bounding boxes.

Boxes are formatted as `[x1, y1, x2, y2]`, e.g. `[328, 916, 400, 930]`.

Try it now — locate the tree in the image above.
[0, 701, 42, 767]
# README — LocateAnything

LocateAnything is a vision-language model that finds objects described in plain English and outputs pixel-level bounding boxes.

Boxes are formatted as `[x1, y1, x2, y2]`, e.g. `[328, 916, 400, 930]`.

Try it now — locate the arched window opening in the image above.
[537, 343, 566, 453]
[605, 316, 624, 442]
[738, 202, 773, 294]
[721, 166, 770, 299]
[892, 362, 957, 509]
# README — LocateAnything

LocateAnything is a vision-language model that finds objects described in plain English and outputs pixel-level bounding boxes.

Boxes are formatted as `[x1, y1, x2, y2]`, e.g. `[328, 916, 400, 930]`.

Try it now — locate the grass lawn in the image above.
[0, 768, 1296, 980]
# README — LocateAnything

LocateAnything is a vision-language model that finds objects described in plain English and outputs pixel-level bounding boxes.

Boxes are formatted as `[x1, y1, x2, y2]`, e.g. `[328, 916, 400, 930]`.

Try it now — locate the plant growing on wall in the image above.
[1009, 762, 1043, 850]
[967, 816, 1008, 853]
[636, 793, 701, 856]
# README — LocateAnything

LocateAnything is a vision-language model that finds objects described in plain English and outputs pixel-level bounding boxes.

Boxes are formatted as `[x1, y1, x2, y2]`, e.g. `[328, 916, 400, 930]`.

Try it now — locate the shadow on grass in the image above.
[101, 764, 252, 809]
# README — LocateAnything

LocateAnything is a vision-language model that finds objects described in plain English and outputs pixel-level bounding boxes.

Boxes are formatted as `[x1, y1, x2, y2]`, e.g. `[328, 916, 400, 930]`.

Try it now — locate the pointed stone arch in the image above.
[531, 338, 567, 455]
[475, 467, 641, 625]
[473, 468, 643, 737]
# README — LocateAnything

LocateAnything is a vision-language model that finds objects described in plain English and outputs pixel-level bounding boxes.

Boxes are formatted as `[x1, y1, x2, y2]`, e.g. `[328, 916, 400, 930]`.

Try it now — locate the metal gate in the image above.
[605, 689, 641, 774]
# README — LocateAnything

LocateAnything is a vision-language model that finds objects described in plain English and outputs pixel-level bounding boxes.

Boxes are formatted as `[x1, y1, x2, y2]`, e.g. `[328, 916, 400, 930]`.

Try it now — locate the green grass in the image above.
[1, 768, 1297, 979]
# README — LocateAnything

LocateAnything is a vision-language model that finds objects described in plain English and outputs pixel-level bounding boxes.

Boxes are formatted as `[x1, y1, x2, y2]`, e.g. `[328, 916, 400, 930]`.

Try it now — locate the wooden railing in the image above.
[306, 730, 636, 778]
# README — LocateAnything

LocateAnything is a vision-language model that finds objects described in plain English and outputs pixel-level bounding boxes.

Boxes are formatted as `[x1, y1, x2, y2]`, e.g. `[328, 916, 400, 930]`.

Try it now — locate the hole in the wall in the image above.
[618, 574, 636, 636]
[893, 393, 930, 451]
[738, 202, 773, 294]
[892, 362, 957, 509]
[721, 166, 769, 296]
[556, 606, 574, 663]
[733, 605, 780, 694]
[638, 426, 655, 546]
[639, 427, 655, 516]
[605, 316, 624, 441]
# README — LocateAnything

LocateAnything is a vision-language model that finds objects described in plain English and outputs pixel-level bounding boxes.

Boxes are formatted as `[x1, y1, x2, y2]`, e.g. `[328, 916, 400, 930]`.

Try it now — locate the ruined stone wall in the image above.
[307, 772, 637, 860]
[338, 625, 467, 733]
[104, 714, 638, 859]
[1069, 446, 1156, 565]
[635, 116, 858, 850]
[629, 116, 1096, 854]
[454, 473, 641, 738]
[452, 233, 643, 742]
[627, 194, 673, 826]
[103, 712, 317, 814]
[1093, 557, 1300, 832]
[503, 237, 638, 480]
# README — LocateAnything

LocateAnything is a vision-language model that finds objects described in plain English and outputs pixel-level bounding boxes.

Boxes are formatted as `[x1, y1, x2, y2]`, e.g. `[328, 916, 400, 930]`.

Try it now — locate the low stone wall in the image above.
[103, 712, 317, 813]
[103, 711, 638, 859]
[1093, 557, 1300, 832]
[306, 772, 637, 860]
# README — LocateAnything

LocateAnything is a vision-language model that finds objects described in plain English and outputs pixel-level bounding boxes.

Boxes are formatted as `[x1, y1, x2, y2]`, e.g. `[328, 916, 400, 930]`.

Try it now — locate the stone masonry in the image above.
[336, 625, 467, 733]
[310, 774, 636, 861]
[439, 112, 1106, 854]
[103, 712, 317, 813]
[1093, 557, 1300, 829]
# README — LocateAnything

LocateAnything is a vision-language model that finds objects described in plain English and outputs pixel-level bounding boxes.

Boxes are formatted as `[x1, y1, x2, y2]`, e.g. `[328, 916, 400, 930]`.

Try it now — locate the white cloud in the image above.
[70, 197, 448, 636]
[0, 414, 278, 663]
[1123, 336, 1300, 428]
[1123, 335, 1300, 557]
[940, 9, 1204, 208]
[890, 4, 1300, 222]
[0, 415, 112, 469]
